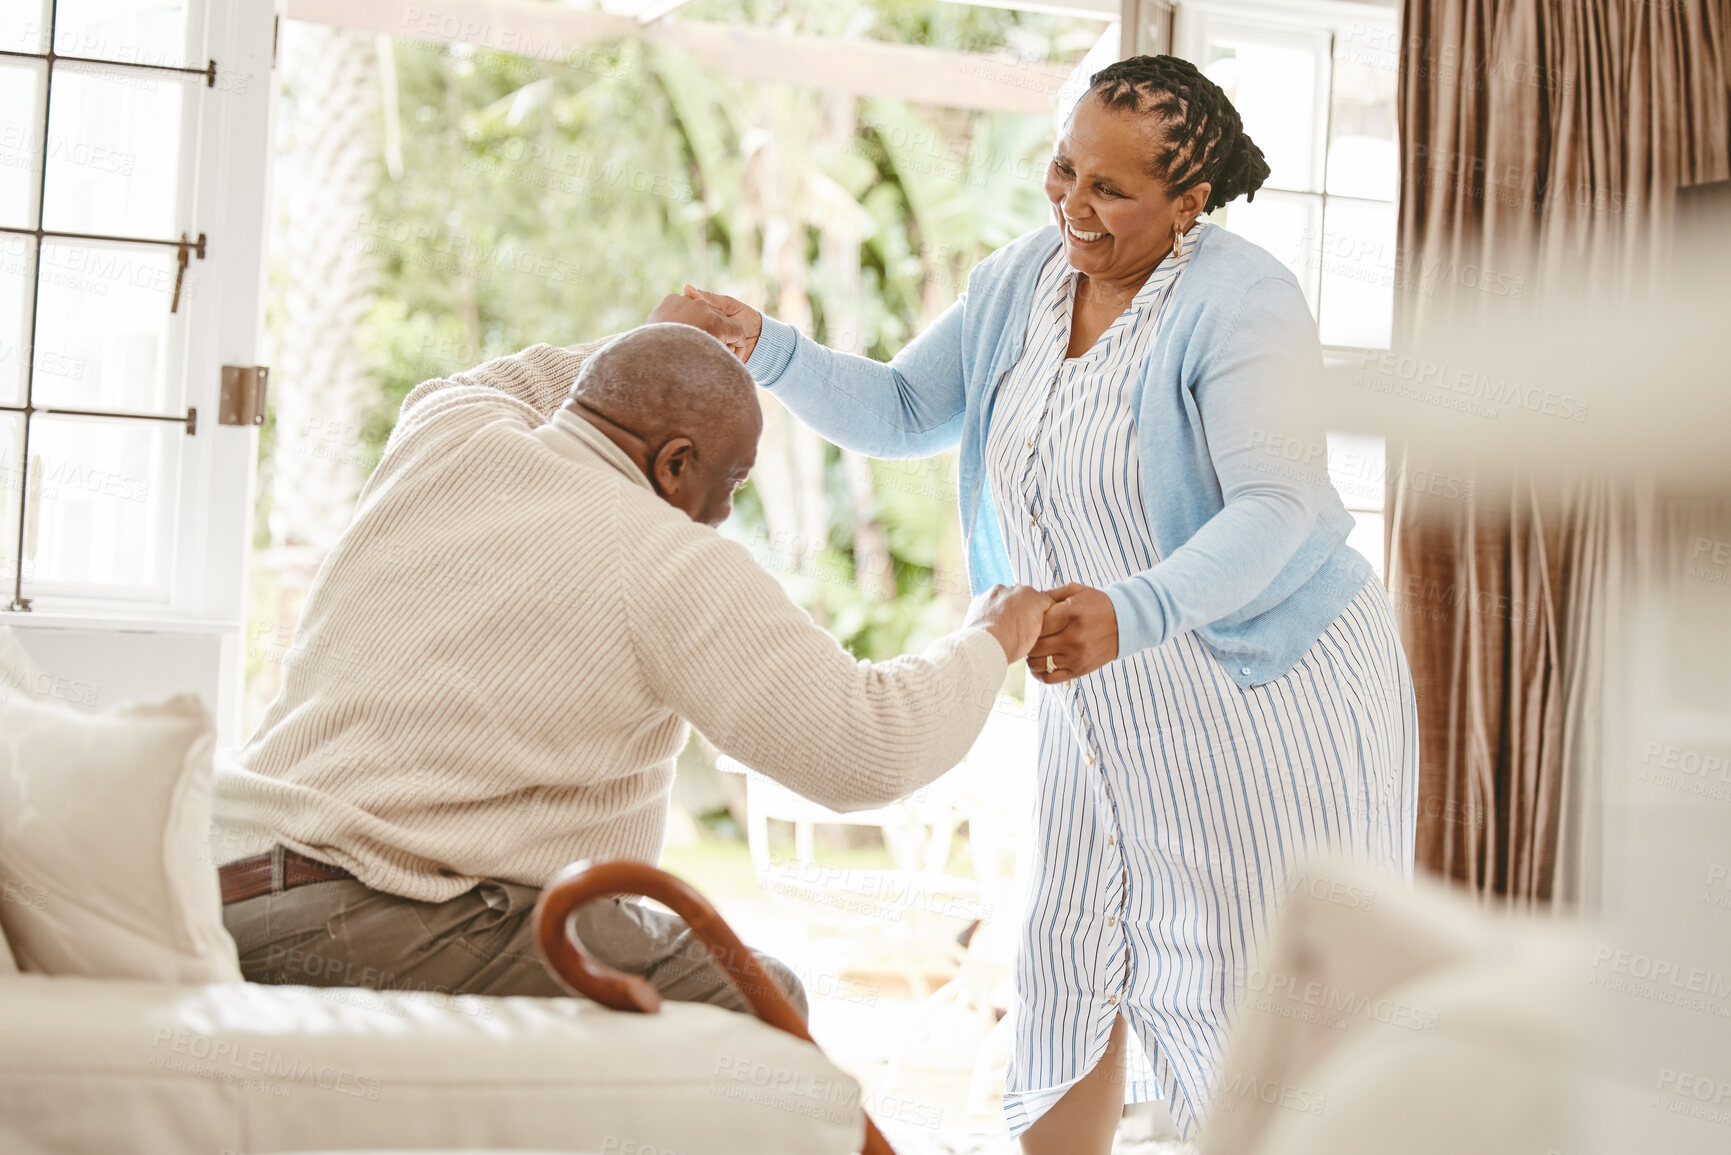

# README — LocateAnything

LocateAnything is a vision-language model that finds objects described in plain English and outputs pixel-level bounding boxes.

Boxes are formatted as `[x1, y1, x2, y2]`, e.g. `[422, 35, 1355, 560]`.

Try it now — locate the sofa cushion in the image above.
[0, 624, 47, 976]
[0, 685, 240, 983]
[0, 975, 863, 1155]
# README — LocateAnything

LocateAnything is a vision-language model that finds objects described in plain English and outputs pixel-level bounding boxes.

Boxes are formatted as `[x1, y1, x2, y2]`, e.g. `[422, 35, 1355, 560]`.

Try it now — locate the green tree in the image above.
[310, 1, 1088, 663]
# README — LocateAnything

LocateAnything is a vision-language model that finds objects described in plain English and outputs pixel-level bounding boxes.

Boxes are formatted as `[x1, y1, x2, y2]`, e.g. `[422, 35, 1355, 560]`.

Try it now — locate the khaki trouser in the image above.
[222, 851, 807, 1021]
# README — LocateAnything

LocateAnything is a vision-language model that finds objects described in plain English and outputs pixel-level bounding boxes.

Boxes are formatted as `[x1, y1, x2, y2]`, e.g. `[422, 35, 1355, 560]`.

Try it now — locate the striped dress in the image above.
[988, 231, 1418, 1138]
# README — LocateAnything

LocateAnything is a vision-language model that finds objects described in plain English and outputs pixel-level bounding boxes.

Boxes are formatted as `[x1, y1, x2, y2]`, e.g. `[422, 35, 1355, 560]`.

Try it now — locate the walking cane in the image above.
[535, 859, 897, 1155]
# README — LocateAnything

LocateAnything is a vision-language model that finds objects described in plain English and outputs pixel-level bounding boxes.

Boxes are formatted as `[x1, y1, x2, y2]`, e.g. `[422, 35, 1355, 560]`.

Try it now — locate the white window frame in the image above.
[1, 0, 278, 742]
[1174, 0, 1399, 577]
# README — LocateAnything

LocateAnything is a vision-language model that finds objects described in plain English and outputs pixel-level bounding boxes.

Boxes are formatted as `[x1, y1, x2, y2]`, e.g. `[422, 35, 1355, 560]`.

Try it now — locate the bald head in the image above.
[571, 323, 755, 438]
[567, 322, 761, 526]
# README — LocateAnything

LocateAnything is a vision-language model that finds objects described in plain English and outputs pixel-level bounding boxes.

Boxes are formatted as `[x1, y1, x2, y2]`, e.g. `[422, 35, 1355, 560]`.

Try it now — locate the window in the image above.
[3, 1, 205, 608]
[1176, 0, 1399, 576]
[0, 0, 276, 740]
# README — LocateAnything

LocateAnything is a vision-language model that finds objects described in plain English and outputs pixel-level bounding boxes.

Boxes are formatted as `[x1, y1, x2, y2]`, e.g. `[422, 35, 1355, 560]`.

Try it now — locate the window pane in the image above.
[1318, 197, 1396, 348]
[20, 414, 176, 598]
[0, 234, 30, 407]
[1328, 25, 1399, 200]
[54, 0, 192, 71]
[0, 3, 48, 55]
[1212, 188, 1323, 318]
[42, 64, 187, 239]
[1200, 26, 1329, 194]
[33, 240, 185, 413]
[1346, 510, 1385, 580]
[0, 62, 44, 230]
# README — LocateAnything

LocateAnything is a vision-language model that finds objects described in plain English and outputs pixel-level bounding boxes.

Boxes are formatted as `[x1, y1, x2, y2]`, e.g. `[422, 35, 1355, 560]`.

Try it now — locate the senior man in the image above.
[213, 308, 1049, 1019]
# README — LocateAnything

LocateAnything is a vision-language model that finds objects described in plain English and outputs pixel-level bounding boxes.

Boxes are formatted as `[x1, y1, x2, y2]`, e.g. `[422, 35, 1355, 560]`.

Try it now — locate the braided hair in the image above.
[1085, 55, 1271, 214]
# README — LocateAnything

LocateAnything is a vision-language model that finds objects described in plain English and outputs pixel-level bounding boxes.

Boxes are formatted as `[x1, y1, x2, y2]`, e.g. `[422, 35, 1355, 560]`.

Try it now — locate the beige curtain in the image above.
[1390, 0, 1730, 904]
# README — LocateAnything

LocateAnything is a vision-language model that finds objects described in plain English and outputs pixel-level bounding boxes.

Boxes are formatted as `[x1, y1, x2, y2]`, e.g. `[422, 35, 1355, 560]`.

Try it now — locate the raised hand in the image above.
[680, 284, 763, 363]
[964, 584, 1056, 664]
[647, 291, 750, 351]
[1027, 583, 1119, 683]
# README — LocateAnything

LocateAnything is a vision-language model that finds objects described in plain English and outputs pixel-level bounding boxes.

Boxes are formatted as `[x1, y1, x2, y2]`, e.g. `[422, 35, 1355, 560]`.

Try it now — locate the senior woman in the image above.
[682, 55, 1417, 1153]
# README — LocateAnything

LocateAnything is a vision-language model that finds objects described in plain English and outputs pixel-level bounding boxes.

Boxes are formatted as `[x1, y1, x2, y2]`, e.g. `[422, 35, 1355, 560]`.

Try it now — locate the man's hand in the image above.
[965, 585, 1056, 664]
[679, 284, 763, 364]
[1027, 584, 1119, 683]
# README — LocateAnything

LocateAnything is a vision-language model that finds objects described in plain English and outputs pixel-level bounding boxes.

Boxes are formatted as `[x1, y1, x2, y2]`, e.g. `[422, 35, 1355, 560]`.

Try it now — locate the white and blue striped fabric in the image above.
[987, 229, 1418, 1138]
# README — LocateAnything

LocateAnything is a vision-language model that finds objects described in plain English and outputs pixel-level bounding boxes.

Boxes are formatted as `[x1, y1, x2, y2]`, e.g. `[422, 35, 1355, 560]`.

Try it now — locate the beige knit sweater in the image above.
[213, 344, 1007, 902]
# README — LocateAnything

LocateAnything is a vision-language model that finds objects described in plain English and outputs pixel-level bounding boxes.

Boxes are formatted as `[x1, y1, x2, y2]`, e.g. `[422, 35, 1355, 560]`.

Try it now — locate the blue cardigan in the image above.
[745, 222, 1374, 689]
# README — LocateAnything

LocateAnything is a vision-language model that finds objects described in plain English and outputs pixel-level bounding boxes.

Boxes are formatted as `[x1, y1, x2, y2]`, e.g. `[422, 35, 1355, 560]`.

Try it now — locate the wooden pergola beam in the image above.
[285, 0, 1085, 114]
[951, 0, 1117, 16]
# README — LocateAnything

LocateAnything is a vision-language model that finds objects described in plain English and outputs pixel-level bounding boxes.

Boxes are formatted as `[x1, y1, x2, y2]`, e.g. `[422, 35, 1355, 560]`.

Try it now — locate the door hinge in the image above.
[219, 365, 270, 426]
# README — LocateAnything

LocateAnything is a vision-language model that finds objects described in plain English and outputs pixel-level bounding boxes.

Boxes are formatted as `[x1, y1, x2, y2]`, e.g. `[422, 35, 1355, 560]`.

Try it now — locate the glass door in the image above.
[0, 0, 277, 741]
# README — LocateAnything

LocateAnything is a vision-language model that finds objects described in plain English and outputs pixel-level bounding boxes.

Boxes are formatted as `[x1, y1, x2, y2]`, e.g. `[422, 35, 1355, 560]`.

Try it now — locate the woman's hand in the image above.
[679, 284, 763, 363]
[1027, 584, 1119, 683]
[646, 291, 749, 348]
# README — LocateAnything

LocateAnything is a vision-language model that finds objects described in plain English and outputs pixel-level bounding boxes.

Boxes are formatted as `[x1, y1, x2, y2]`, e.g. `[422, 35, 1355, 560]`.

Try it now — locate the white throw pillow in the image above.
[0, 684, 241, 982]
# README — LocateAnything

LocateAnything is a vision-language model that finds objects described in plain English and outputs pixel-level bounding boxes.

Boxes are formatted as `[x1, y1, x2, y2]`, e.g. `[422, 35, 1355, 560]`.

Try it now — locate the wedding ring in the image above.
[1045, 655, 1056, 674]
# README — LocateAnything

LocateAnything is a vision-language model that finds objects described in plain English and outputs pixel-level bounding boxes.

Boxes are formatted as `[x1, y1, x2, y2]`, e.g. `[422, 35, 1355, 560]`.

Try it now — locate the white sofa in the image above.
[0, 627, 863, 1154]
[3, 625, 1616, 1155]
[0, 971, 862, 1155]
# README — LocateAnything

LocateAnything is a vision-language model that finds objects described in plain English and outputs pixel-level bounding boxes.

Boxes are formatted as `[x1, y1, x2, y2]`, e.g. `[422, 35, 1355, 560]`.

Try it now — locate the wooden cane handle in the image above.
[533, 859, 896, 1155]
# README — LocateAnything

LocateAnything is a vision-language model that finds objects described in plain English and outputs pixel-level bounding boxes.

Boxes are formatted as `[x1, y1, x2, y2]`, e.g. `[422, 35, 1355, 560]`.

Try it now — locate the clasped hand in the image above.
[967, 583, 1119, 682]
[1027, 583, 1118, 684]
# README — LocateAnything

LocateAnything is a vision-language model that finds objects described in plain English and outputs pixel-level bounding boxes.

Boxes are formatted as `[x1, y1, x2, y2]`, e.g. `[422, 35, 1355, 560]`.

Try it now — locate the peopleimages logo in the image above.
[1355, 349, 1591, 423]
[1234, 964, 1440, 1034]
[149, 1029, 383, 1100]
[1705, 864, 1731, 912]
[1652, 1068, 1731, 1128]
[1588, 946, 1731, 1018]
[1637, 741, 1731, 804]
[1282, 871, 1377, 912]
[1592, 948, 1731, 993]
[1213, 1072, 1327, 1117]
[1, 879, 50, 911]
[0, 664, 101, 708]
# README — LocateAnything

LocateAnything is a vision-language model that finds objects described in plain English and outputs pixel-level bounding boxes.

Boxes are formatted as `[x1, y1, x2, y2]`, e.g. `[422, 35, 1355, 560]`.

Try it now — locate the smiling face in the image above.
[1044, 94, 1210, 287]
